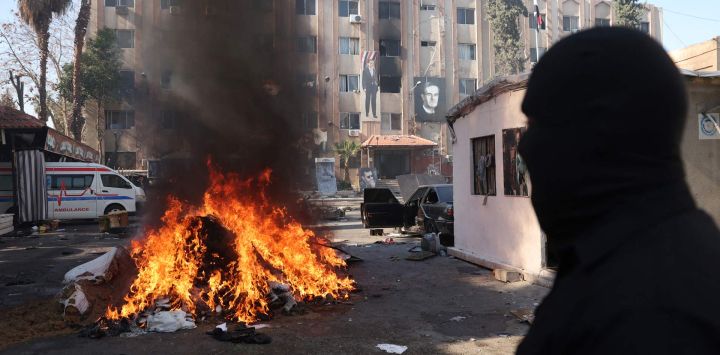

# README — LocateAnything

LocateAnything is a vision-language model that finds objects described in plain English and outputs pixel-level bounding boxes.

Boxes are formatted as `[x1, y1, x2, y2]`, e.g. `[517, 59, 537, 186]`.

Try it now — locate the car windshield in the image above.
[436, 186, 453, 202]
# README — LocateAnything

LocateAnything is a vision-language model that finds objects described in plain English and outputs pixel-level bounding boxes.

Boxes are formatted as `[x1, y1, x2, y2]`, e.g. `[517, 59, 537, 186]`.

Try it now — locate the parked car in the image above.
[361, 184, 454, 244]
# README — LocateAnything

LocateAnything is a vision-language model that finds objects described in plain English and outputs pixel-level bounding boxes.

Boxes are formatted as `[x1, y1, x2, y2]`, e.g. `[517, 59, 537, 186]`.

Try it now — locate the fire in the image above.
[107, 163, 354, 322]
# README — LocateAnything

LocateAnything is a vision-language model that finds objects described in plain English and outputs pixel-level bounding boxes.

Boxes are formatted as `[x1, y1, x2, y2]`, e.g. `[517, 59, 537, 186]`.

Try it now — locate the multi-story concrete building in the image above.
[671, 37, 720, 72]
[88, 0, 662, 187]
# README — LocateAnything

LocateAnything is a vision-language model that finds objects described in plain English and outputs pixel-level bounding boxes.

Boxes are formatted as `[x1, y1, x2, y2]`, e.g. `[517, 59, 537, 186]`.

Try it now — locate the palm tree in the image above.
[18, 0, 72, 122]
[70, 0, 91, 141]
[334, 140, 361, 184]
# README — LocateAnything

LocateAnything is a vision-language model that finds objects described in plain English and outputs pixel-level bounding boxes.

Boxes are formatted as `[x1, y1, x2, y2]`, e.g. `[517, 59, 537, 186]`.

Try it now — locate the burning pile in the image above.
[106, 163, 354, 323]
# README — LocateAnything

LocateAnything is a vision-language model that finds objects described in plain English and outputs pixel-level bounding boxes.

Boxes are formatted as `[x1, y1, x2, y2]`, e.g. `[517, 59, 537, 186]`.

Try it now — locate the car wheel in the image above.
[104, 204, 126, 215]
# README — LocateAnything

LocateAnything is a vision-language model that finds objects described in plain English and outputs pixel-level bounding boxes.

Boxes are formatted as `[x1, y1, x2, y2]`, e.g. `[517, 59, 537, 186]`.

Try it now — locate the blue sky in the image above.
[0, 1, 717, 51]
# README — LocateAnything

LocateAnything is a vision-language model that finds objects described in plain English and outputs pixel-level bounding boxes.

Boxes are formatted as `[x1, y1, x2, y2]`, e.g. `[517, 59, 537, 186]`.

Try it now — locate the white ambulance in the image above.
[0, 162, 145, 220]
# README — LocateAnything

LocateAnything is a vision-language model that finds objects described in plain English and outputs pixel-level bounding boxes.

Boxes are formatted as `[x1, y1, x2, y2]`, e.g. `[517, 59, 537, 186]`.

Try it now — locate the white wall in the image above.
[452, 88, 544, 273]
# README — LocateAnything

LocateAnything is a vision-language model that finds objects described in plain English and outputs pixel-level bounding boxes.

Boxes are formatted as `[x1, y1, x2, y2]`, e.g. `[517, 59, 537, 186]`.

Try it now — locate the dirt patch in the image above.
[0, 298, 74, 350]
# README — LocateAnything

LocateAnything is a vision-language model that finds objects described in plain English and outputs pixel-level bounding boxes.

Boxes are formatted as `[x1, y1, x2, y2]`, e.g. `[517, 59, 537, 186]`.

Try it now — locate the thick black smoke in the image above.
[141, 1, 313, 222]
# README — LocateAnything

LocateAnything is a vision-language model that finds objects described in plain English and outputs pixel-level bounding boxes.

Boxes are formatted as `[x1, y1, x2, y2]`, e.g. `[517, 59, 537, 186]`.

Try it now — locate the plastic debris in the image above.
[376, 344, 408, 354]
[216, 323, 228, 332]
[449, 316, 466, 322]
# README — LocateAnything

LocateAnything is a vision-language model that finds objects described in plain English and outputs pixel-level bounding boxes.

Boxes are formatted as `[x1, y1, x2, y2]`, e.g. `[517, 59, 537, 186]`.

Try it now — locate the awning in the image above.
[361, 135, 437, 148]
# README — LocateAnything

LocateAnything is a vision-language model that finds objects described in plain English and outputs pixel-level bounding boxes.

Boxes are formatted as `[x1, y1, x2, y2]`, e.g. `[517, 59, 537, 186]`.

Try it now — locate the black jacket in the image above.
[516, 27, 720, 354]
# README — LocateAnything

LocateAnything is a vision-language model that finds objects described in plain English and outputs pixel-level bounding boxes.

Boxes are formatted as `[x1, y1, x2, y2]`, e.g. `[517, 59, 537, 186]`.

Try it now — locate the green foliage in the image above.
[613, 0, 644, 28]
[334, 140, 361, 183]
[486, 0, 528, 76]
[59, 28, 124, 105]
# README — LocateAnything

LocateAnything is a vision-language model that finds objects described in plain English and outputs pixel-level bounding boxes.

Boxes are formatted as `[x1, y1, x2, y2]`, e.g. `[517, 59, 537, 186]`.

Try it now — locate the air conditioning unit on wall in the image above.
[115, 6, 129, 15]
[348, 129, 360, 137]
[350, 15, 363, 24]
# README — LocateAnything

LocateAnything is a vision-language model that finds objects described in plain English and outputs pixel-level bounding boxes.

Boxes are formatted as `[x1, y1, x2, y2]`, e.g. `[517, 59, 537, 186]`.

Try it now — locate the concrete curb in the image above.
[448, 247, 556, 288]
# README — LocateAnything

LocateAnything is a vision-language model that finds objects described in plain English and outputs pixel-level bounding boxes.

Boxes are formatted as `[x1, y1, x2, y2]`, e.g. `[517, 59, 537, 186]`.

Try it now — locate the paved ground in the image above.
[0, 210, 548, 355]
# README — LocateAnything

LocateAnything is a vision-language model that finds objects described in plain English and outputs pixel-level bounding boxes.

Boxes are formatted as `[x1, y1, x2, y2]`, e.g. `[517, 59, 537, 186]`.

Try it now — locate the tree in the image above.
[334, 140, 361, 184]
[70, 0, 91, 141]
[613, 0, 644, 28]
[0, 10, 75, 132]
[18, 0, 72, 122]
[0, 89, 16, 109]
[486, 0, 528, 76]
[59, 28, 123, 156]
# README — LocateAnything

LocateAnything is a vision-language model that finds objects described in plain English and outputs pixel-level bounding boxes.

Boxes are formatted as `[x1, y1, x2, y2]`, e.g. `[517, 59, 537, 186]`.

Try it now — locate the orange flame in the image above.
[107, 164, 354, 322]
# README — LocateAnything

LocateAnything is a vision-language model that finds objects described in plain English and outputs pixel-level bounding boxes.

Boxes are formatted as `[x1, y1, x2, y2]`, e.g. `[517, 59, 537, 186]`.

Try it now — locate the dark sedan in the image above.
[361, 184, 453, 245]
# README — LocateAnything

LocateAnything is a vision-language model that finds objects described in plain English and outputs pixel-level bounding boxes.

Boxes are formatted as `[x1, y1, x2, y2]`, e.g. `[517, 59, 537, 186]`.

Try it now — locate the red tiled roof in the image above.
[0, 106, 45, 129]
[361, 135, 437, 148]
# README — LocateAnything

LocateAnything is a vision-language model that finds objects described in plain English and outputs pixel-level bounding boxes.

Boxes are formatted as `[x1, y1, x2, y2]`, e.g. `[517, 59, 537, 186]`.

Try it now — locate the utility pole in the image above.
[9, 71, 24, 113]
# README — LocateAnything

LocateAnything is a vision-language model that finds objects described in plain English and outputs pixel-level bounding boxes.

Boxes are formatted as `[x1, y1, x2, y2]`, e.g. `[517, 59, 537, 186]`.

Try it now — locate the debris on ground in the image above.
[146, 310, 196, 332]
[493, 269, 524, 283]
[374, 238, 406, 245]
[405, 251, 435, 261]
[449, 316, 466, 322]
[206, 324, 272, 344]
[376, 343, 408, 354]
[510, 308, 535, 324]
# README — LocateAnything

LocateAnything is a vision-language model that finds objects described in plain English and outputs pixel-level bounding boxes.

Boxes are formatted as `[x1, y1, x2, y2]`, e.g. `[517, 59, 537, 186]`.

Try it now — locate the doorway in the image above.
[375, 150, 410, 179]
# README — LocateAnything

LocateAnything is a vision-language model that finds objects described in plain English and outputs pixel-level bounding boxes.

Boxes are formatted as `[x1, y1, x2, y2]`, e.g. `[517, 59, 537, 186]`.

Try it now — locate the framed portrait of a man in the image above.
[414, 77, 446, 122]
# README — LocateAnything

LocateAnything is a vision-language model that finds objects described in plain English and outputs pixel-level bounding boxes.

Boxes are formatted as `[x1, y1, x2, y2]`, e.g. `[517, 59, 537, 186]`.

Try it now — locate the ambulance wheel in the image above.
[104, 204, 125, 215]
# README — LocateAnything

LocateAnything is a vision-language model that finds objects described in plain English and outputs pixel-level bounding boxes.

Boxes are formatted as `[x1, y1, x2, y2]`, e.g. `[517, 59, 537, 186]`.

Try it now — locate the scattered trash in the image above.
[510, 309, 535, 324]
[207, 324, 271, 344]
[376, 343, 408, 354]
[405, 251, 435, 261]
[252, 323, 270, 329]
[449, 316, 466, 322]
[146, 310, 196, 332]
[497, 333, 511, 338]
[216, 322, 228, 332]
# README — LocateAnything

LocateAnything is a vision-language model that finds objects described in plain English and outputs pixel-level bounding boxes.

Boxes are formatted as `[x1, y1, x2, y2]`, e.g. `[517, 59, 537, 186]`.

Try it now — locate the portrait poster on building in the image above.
[699, 113, 720, 140]
[361, 51, 381, 121]
[502, 128, 529, 197]
[358, 167, 377, 192]
[414, 77, 446, 122]
[315, 158, 337, 195]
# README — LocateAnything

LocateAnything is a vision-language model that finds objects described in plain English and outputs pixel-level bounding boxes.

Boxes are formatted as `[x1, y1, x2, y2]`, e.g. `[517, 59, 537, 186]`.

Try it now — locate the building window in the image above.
[381, 113, 402, 131]
[114, 29, 134, 48]
[105, 0, 134, 7]
[339, 37, 360, 55]
[339, 0, 359, 17]
[104, 153, 136, 170]
[105, 110, 135, 129]
[339, 112, 360, 130]
[49, 175, 94, 189]
[595, 18, 610, 27]
[563, 16, 579, 32]
[296, 36, 317, 53]
[379, 75, 401, 93]
[302, 111, 318, 129]
[161, 70, 172, 89]
[296, 0, 316, 15]
[458, 43, 476, 60]
[160, 0, 182, 9]
[472, 135, 496, 196]
[639, 21, 650, 33]
[421, 4, 436, 11]
[252, 0, 273, 12]
[339, 74, 360, 92]
[529, 47, 547, 63]
[160, 111, 178, 129]
[457, 8, 475, 25]
[380, 39, 401, 57]
[529, 13, 546, 29]
[459, 79, 476, 96]
[119, 70, 134, 91]
[379, 1, 400, 19]
[421, 41, 436, 47]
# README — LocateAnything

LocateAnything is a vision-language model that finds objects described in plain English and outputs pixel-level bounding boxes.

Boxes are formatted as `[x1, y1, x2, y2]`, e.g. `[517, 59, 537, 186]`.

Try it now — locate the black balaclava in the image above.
[518, 27, 689, 263]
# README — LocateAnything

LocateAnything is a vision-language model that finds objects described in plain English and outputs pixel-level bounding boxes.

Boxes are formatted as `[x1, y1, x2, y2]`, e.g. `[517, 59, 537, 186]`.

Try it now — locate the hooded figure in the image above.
[517, 28, 720, 354]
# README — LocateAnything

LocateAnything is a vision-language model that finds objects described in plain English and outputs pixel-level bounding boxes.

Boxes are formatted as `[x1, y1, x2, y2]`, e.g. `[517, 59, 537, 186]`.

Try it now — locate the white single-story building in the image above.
[445, 71, 720, 286]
